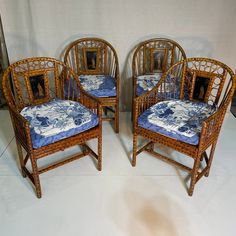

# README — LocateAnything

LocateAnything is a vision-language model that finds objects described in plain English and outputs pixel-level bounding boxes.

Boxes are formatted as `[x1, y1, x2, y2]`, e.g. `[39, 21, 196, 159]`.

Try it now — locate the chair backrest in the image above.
[132, 38, 187, 77]
[64, 38, 119, 78]
[160, 58, 235, 109]
[2, 57, 80, 111]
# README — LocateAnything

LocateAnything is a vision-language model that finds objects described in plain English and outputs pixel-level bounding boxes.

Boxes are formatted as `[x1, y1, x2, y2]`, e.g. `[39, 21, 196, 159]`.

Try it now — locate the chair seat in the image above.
[138, 99, 217, 145]
[20, 99, 99, 149]
[136, 73, 162, 96]
[79, 75, 116, 97]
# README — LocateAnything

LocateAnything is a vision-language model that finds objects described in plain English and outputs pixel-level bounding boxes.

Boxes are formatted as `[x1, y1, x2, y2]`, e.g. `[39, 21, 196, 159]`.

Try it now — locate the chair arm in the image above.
[198, 106, 227, 150]
[79, 88, 103, 122]
[8, 106, 33, 151]
[133, 85, 162, 127]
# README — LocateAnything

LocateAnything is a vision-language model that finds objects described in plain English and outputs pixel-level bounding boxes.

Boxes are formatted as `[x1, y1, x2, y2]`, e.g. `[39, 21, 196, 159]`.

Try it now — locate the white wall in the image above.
[1, 0, 236, 110]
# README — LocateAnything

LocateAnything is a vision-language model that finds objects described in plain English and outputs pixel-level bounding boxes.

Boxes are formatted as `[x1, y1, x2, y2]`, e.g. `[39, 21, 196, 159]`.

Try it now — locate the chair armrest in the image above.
[64, 73, 103, 123]
[133, 63, 185, 117]
[79, 88, 103, 123]
[198, 106, 227, 149]
[133, 85, 162, 127]
[8, 107, 33, 151]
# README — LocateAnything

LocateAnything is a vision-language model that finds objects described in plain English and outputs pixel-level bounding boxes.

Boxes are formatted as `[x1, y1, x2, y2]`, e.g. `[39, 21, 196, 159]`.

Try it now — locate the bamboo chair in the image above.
[2, 57, 103, 198]
[64, 38, 120, 133]
[132, 58, 235, 196]
[132, 38, 186, 115]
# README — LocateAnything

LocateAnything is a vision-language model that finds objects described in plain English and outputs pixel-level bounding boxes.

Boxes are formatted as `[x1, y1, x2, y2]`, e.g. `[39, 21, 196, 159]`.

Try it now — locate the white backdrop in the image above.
[1, 0, 236, 110]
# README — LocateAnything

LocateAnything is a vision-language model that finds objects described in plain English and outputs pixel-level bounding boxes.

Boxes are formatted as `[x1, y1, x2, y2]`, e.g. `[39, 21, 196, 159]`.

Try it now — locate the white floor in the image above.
[0, 111, 236, 236]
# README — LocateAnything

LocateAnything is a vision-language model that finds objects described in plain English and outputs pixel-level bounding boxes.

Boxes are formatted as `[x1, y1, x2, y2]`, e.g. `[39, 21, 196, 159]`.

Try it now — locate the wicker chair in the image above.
[2, 57, 103, 198]
[132, 38, 186, 103]
[64, 38, 120, 133]
[132, 58, 235, 196]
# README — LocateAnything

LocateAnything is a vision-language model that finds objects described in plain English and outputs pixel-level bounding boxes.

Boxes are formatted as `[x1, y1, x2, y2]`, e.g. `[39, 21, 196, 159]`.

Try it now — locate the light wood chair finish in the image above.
[2, 57, 103, 198]
[132, 57, 235, 196]
[64, 38, 120, 133]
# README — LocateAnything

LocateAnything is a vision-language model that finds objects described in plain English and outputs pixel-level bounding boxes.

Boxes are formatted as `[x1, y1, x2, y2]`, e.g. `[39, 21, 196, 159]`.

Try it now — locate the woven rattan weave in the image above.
[2, 57, 103, 198]
[132, 57, 235, 196]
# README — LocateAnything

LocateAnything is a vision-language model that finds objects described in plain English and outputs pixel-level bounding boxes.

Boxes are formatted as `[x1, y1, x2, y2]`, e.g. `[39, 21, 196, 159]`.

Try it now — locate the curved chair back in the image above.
[2, 57, 83, 111]
[132, 38, 186, 77]
[64, 37, 119, 78]
[159, 58, 235, 108]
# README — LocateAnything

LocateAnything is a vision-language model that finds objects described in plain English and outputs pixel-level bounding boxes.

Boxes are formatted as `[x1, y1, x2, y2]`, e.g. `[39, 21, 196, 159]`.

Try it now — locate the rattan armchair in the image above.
[2, 57, 103, 198]
[64, 38, 120, 133]
[132, 58, 235, 196]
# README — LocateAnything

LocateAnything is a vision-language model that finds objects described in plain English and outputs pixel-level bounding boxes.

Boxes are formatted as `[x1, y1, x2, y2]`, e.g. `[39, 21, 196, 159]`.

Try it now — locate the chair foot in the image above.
[204, 170, 210, 177]
[30, 157, 42, 199]
[97, 162, 102, 171]
[188, 190, 193, 197]
[35, 184, 42, 199]
[22, 170, 27, 178]
[131, 159, 136, 167]
[115, 119, 119, 133]
[132, 133, 137, 167]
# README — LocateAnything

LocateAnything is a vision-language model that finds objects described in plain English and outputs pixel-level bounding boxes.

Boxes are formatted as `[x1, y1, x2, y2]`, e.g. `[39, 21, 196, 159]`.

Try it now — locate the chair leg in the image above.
[115, 104, 119, 133]
[132, 132, 138, 166]
[30, 156, 42, 198]
[97, 134, 102, 171]
[16, 140, 26, 178]
[205, 141, 217, 177]
[188, 156, 201, 196]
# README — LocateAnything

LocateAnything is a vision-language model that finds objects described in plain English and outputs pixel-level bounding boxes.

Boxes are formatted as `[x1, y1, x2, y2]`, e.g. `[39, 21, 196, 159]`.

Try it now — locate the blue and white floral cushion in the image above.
[79, 75, 116, 97]
[20, 99, 99, 149]
[136, 73, 162, 96]
[136, 73, 178, 97]
[138, 99, 217, 145]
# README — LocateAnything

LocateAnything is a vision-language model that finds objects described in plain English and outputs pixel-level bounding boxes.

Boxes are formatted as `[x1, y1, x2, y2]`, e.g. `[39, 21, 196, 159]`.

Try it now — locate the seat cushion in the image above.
[136, 73, 162, 96]
[79, 75, 116, 97]
[136, 73, 179, 98]
[20, 99, 99, 149]
[138, 99, 217, 145]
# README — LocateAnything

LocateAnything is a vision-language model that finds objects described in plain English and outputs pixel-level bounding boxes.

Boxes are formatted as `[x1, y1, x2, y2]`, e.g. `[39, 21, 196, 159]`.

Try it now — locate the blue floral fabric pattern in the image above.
[64, 75, 116, 98]
[138, 99, 217, 145]
[136, 73, 162, 96]
[20, 99, 98, 149]
[136, 73, 178, 97]
[80, 75, 116, 97]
